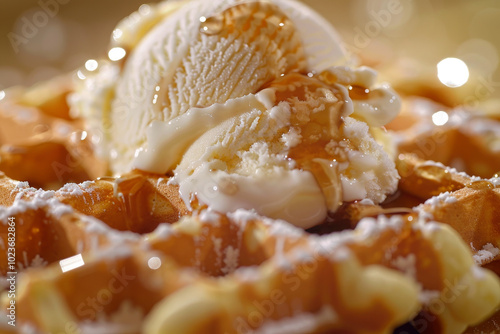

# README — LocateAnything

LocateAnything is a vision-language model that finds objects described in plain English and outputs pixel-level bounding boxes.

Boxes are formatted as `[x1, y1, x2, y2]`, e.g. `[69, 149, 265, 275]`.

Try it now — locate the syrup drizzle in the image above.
[467, 180, 494, 191]
[97, 174, 156, 232]
[268, 73, 347, 212]
[414, 165, 452, 183]
[199, 1, 289, 37]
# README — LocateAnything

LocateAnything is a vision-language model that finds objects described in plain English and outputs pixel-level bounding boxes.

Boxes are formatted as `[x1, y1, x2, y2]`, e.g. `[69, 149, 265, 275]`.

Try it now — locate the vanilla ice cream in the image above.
[70, 0, 401, 228]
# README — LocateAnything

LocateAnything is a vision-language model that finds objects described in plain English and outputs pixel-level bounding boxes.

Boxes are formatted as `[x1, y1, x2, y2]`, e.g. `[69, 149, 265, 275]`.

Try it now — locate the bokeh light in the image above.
[85, 59, 99, 72]
[431, 111, 449, 126]
[148, 256, 162, 270]
[108, 47, 127, 61]
[437, 58, 470, 88]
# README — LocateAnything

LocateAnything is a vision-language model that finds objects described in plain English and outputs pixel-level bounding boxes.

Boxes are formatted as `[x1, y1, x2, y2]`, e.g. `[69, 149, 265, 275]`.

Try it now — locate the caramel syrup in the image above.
[200, 1, 291, 38]
[97, 174, 165, 233]
[318, 70, 374, 102]
[414, 165, 452, 183]
[266, 73, 348, 212]
[467, 180, 494, 191]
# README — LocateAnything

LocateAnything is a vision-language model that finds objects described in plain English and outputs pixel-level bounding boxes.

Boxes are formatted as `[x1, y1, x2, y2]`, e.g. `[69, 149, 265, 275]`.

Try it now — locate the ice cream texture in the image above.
[70, 0, 401, 228]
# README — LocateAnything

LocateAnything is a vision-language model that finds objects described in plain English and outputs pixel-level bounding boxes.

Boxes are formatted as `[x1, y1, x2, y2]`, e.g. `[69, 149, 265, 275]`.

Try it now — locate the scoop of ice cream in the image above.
[71, 0, 348, 173]
[158, 70, 399, 228]
[70, 0, 401, 228]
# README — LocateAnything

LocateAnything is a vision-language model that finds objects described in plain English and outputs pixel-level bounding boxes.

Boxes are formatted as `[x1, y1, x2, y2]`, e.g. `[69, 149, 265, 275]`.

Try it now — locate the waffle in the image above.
[385, 99, 500, 333]
[1, 179, 499, 334]
[1, 74, 500, 333]
[387, 97, 500, 179]
[0, 76, 107, 190]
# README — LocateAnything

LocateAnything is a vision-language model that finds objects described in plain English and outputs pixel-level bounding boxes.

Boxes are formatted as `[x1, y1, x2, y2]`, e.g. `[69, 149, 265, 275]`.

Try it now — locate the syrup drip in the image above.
[97, 174, 158, 232]
[467, 180, 494, 191]
[318, 70, 372, 101]
[411, 164, 468, 195]
[268, 73, 347, 211]
[348, 85, 371, 100]
[96, 173, 183, 233]
[414, 165, 452, 183]
[200, 14, 223, 35]
[200, 1, 289, 37]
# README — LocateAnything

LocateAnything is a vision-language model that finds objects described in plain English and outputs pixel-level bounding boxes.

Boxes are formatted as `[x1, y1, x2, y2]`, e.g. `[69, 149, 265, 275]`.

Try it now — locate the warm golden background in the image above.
[1, 0, 500, 104]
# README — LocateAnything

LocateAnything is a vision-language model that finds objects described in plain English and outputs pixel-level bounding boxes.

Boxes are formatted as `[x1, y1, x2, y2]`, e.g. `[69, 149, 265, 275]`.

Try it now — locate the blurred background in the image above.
[1, 0, 500, 105]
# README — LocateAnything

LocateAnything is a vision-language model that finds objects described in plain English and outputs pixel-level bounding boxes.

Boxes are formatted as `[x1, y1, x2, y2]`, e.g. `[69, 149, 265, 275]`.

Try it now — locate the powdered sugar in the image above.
[57, 183, 84, 197]
[0, 187, 72, 222]
[228, 208, 260, 225]
[14, 181, 30, 190]
[473, 243, 500, 265]
[419, 160, 480, 181]
[490, 177, 500, 187]
[221, 246, 239, 274]
[414, 192, 457, 216]
[357, 215, 404, 239]
[80, 181, 96, 189]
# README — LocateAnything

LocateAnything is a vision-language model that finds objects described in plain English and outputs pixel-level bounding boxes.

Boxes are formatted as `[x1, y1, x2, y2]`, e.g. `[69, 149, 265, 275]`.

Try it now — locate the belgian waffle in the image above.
[0, 75, 500, 333]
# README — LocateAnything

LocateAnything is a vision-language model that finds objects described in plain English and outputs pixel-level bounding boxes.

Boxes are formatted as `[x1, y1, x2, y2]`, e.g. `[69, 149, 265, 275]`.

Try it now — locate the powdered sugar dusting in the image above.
[490, 177, 500, 187]
[473, 243, 500, 265]
[419, 160, 480, 181]
[14, 181, 30, 190]
[427, 192, 457, 206]
[228, 209, 260, 224]
[80, 181, 96, 189]
[211, 236, 223, 268]
[357, 215, 404, 239]
[57, 183, 84, 197]
[221, 246, 239, 274]
[0, 187, 73, 222]
[414, 192, 457, 216]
